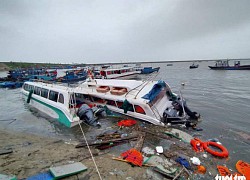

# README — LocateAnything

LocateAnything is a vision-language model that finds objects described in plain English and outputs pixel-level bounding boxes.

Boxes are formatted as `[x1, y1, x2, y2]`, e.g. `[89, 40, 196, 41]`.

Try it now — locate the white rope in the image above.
[77, 121, 103, 180]
[72, 93, 102, 180]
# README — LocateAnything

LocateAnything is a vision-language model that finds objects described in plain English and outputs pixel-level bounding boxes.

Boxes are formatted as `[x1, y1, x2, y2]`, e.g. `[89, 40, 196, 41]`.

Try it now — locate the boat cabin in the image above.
[215, 60, 229, 67]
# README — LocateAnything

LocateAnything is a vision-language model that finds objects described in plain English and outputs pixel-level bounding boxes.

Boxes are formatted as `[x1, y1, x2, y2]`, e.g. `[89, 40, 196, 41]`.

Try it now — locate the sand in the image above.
[0, 129, 148, 180]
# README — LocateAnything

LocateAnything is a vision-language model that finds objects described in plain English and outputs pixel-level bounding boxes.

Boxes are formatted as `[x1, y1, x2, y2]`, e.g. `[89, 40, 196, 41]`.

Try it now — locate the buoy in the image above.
[203, 141, 229, 158]
[190, 138, 204, 152]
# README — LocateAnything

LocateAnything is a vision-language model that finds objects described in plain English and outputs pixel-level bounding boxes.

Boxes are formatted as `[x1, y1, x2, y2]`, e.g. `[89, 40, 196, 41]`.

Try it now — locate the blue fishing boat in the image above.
[0, 81, 23, 88]
[58, 70, 87, 83]
[141, 67, 160, 74]
[28, 70, 57, 81]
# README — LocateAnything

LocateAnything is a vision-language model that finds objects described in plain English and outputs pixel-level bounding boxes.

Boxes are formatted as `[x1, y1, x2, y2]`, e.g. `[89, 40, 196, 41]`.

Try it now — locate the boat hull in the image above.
[141, 67, 160, 74]
[22, 91, 79, 127]
[208, 65, 250, 70]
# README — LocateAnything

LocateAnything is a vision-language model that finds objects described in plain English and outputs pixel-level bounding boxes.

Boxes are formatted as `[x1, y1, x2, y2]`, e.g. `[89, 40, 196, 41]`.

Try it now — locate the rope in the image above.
[72, 93, 103, 180]
[77, 121, 103, 180]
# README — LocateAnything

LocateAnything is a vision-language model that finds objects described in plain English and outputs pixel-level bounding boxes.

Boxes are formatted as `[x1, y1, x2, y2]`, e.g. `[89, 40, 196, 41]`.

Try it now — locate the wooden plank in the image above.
[134, 132, 146, 151]
[75, 135, 138, 148]
[49, 162, 87, 179]
[139, 128, 171, 140]
[112, 157, 154, 167]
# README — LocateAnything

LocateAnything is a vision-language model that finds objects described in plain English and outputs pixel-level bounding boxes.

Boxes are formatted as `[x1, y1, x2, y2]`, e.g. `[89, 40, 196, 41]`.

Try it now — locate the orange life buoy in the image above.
[190, 138, 204, 152]
[203, 141, 229, 158]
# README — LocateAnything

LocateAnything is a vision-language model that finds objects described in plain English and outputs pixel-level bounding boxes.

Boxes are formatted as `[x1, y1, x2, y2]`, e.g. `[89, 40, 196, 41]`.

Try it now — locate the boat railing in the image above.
[31, 79, 54, 84]
[69, 93, 78, 117]
[149, 104, 162, 121]
[125, 71, 159, 99]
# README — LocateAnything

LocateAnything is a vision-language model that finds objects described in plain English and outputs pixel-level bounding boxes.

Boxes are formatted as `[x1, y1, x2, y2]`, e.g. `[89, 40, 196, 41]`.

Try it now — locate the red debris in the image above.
[121, 148, 143, 166]
[118, 119, 137, 127]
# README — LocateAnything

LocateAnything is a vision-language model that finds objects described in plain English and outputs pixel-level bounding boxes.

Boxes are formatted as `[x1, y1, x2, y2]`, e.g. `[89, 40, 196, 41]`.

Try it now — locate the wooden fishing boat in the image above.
[209, 60, 250, 70]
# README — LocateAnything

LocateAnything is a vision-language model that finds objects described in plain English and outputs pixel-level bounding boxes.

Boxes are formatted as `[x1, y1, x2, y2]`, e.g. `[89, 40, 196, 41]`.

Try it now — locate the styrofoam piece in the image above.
[50, 162, 87, 179]
[155, 146, 163, 153]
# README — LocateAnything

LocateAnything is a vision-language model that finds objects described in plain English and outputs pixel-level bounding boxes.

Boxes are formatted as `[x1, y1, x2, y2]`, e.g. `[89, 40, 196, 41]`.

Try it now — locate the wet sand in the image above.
[0, 123, 224, 180]
[0, 129, 148, 180]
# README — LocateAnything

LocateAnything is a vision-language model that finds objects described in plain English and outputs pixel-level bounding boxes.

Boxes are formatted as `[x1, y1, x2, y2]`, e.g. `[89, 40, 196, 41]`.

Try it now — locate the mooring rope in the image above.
[71, 93, 102, 180]
[77, 121, 103, 180]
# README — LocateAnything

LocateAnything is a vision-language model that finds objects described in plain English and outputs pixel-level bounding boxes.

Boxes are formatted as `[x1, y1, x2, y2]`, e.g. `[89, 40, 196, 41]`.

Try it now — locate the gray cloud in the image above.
[0, 0, 250, 63]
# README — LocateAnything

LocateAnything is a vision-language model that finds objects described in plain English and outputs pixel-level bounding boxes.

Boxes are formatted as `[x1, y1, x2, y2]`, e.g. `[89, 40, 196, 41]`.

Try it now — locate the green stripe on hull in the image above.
[24, 93, 72, 127]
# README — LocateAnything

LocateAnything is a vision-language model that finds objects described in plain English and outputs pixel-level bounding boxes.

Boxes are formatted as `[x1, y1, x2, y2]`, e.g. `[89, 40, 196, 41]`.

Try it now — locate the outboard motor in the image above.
[163, 98, 200, 124]
[77, 104, 100, 126]
[92, 106, 106, 118]
[174, 99, 200, 120]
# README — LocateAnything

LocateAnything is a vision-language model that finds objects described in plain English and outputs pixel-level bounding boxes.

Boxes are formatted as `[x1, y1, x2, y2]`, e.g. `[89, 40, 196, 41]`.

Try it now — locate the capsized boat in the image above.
[21, 81, 105, 127]
[21, 78, 200, 127]
[74, 79, 200, 126]
[208, 60, 250, 70]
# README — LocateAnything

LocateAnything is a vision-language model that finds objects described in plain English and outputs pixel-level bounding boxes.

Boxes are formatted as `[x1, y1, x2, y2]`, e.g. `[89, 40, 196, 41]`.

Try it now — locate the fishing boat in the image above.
[0, 81, 23, 88]
[57, 70, 87, 83]
[74, 78, 200, 126]
[208, 60, 250, 70]
[141, 67, 160, 74]
[189, 63, 199, 69]
[97, 65, 140, 79]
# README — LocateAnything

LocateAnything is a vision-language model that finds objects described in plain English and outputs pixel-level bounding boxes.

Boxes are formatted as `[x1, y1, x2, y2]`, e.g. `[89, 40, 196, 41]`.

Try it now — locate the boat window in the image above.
[28, 85, 34, 92]
[106, 99, 116, 106]
[23, 84, 29, 91]
[34, 86, 41, 95]
[41, 88, 49, 98]
[116, 100, 134, 112]
[49, 90, 59, 102]
[92, 96, 106, 104]
[116, 101, 123, 108]
[58, 94, 64, 104]
[149, 88, 166, 106]
[134, 105, 146, 114]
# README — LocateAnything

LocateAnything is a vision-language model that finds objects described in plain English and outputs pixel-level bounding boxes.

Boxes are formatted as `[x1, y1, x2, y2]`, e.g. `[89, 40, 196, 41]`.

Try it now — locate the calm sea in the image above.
[0, 61, 250, 169]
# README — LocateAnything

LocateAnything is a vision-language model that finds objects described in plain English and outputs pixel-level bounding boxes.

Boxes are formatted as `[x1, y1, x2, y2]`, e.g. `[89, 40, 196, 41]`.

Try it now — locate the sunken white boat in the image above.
[21, 79, 199, 127]
[21, 81, 82, 127]
[74, 79, 199, 126]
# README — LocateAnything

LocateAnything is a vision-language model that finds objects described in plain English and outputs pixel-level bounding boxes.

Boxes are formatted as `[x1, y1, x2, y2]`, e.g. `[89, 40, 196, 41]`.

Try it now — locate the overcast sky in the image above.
[1, 0, 250, 64]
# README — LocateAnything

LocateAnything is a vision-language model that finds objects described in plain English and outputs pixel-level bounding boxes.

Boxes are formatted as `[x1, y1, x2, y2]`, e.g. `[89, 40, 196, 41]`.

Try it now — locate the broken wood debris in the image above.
[75, 135, 139, 148]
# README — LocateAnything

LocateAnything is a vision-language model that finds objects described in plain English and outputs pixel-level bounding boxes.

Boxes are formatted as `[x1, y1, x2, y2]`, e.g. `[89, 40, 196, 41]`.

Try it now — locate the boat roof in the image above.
[101, 66, 135, 71]
[76, 79, 168, 103]
[24, 81, 74, 93]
